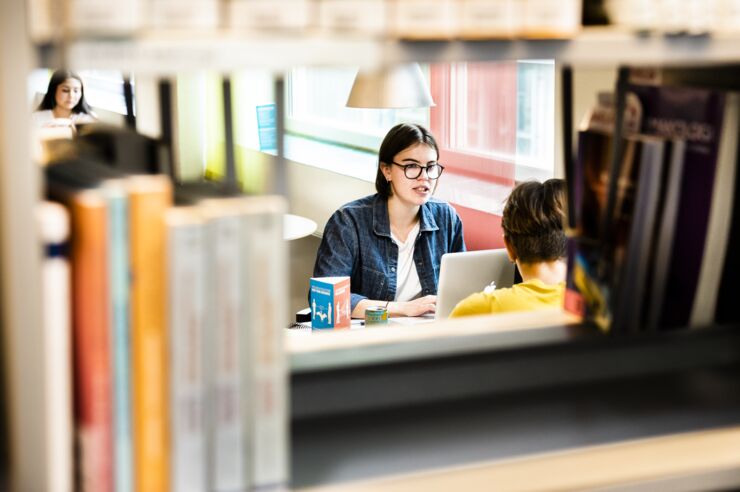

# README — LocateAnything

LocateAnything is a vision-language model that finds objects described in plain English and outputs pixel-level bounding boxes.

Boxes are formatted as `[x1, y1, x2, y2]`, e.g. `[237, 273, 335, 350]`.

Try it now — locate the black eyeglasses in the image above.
[391, 162, 445, 180]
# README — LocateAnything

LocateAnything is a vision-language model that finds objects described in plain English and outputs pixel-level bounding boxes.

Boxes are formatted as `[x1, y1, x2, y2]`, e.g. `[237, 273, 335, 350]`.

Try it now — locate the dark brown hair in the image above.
[36, 69, 93, 115]
[375, 123, 439, 199]
[502, 179, 566, 263]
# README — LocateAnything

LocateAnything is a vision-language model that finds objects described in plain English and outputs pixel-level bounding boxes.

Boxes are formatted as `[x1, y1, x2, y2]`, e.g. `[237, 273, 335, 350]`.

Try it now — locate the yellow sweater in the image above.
[450, 279, 565, 318]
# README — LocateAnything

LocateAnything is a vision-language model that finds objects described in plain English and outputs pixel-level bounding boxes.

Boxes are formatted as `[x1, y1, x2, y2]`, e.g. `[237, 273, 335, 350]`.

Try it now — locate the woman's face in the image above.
[382, 143, 439, 207]
[54, 78, 82, 111]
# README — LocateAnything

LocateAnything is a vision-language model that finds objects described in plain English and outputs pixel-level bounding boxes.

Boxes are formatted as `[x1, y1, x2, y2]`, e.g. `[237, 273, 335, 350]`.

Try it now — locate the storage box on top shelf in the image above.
[390, 0, 458, 40]
[148, 0, 220, 30]
[64, 0, 143, 36]
[522, 0, 581, 38]
[317, 0, 388, 36]
[27, 0, 62, 42]
[227, 0, 315, 31]
[458, 0, 522, 40]
[604, 0, 735, 34]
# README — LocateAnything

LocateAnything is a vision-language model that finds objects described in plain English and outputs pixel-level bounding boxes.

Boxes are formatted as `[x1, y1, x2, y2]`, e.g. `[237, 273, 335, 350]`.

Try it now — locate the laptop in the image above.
[435, 249, 516, 319]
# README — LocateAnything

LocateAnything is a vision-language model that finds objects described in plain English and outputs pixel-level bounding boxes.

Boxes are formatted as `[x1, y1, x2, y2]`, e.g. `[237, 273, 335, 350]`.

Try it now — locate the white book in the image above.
[37, 201, 72, 492]
[201, 199, 248, 492]
[166, 207, 208, 492]
[227, 0, 313, 30]
[690, 92, 740, 327]
[237, 196, 288, 490]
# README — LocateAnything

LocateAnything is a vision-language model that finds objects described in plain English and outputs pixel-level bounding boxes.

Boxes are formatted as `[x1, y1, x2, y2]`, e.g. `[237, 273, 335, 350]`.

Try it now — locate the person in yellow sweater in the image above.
[450, 179, 567, 317]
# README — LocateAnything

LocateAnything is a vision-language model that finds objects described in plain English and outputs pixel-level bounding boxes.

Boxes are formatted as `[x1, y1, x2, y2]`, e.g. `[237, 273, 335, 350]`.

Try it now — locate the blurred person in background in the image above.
[451, 179, 567, 318]
[33, 69, 96, 131]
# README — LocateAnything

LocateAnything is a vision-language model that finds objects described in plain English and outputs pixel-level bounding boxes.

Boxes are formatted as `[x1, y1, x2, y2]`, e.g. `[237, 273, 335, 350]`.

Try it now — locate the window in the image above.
[429, 60, 555, 250]
[80, 70, 131, 116]
[431, 60, 555, 183]
[286, 66, 429, 152]
[516, 61, 556, 181]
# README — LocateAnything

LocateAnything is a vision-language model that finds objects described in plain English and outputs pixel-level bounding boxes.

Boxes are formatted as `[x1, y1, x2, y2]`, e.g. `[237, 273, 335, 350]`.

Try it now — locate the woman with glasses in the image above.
[313, 123, 466, 319]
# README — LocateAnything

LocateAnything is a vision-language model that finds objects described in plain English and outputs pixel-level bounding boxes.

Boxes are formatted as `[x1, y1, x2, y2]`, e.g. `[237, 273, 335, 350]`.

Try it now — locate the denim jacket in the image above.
[313, 194, 466, 312]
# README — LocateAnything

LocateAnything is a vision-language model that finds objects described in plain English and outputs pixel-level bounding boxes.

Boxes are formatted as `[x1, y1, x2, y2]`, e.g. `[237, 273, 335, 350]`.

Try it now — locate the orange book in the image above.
[70, 190, 114, 492]
[128, 175, 173, 492]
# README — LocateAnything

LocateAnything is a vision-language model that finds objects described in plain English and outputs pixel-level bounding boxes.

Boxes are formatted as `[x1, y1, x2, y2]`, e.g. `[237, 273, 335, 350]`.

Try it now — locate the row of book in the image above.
[28, 0, 582, 41]
[565, 68, 740, 333]
[40, 160, 288, 492]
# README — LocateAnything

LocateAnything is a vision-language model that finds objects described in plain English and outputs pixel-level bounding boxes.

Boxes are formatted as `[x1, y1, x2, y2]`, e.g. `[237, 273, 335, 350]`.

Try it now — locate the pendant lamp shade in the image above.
[346, 63, 435, 109]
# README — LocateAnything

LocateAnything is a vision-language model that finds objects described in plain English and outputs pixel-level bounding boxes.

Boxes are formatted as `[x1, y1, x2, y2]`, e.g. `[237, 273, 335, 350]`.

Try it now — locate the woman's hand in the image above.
[390, 295, 437, 317]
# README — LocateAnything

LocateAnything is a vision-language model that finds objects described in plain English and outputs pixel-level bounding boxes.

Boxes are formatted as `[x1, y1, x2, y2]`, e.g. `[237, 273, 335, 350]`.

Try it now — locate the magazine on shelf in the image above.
[642, 139, 686, 332]
[627, 82, 728, 329]
[564, 92, 643, 331]
[609, 136, 669, 334]
[689, 92, 740, 327]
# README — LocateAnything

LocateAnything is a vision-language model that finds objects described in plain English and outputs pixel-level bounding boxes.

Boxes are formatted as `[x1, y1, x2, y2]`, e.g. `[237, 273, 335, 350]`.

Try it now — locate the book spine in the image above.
[106, 190, 133, 492]
[690, 93, 740, 327]
[167, 214, 208, 492]
[645, 139, 686, 332]
[241, 197, 289, 489]
[612, 138, 665, 333]
[209, 212, 247, 491]
[37, 201, 73, 492]
[70, 192, 114, 492]
[630, 84, 725, 328]
[129, 177, 173, 492]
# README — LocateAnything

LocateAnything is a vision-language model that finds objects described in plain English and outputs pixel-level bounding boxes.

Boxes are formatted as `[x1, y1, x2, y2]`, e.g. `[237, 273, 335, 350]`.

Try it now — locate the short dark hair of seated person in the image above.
[34, 69, 96, 127]
[450, 178, 567, 318]
[312, 122, 466, 319]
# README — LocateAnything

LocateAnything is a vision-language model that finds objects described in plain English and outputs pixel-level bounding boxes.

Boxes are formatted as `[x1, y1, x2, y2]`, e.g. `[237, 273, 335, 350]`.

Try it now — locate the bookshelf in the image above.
[40, 28, 740, 74]
[0, 1, 47, 491]
[4, 3, 740, 491]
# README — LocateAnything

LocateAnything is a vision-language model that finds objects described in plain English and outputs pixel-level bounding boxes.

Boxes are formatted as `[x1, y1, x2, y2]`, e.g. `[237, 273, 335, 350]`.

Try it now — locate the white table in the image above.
[283, 213, 317, 241]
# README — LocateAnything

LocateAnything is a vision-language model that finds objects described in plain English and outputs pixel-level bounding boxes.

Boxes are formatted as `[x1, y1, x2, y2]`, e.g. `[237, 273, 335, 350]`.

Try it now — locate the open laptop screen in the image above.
[435, 249, 516, 319]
